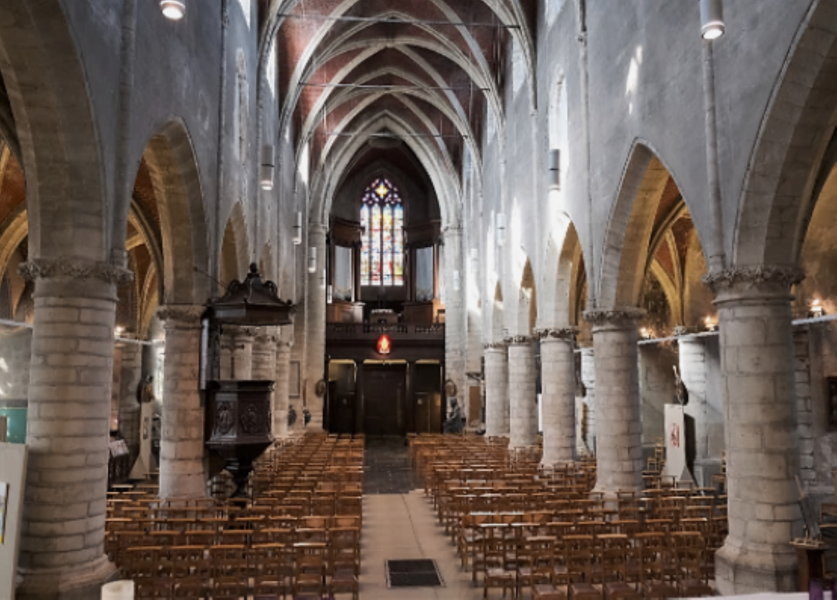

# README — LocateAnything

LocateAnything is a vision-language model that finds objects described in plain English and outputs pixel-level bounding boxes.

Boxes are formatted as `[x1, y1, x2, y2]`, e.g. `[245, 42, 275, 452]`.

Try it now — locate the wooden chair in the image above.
[482, 524, 516, 599]
[517, 536, 557, 599]
[670, 531, 714, 597]
[253, 543, 288, 600]
[292, 542, 328, 598]
[635, 532, 678, 599]
[564, 535, 602, 600]
[210, 544, 249, 600]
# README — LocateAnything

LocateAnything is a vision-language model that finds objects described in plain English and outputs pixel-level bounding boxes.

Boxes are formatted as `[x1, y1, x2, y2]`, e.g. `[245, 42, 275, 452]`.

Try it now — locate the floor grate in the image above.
[386, 559, 444, 587]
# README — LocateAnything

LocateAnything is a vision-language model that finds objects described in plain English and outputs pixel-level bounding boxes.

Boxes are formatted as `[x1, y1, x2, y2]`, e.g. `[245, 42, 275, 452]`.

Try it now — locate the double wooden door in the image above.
[362, 364, 405, 436]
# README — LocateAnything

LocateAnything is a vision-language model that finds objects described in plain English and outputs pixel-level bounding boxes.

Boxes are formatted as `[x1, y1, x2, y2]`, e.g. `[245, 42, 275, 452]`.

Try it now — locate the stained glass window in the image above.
[360, 177, 404, 286]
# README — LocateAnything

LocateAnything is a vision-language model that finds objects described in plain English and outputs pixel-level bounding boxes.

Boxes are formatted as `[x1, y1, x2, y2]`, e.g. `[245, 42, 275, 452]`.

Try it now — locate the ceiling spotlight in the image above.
[700, 0, 725, 40]
[260, 145, 275, 191]
[308, 247, 317, 274]
[496, 213, 506, 247]
[160, 0, 185, 20]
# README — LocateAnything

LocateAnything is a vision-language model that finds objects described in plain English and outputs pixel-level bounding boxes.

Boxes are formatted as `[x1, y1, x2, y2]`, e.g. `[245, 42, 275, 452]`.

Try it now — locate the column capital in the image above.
[19, 257, 133, 285]
[702, 265, 804, 295]
[308, 222, 328, 236]
[255, 330, 278, 344]
[535, 327, 578, 342]
[582, 307, 645, 328]
[236, 326, 259, 339]
[504, 335, 534, 346]
[157, 304, 205, 326]
[483, 341, 508, 350]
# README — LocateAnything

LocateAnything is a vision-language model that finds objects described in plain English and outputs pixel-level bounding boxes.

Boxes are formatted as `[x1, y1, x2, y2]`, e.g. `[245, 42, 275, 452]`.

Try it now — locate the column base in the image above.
[715, 539, 797, 595]
[17, 555, 118, 600]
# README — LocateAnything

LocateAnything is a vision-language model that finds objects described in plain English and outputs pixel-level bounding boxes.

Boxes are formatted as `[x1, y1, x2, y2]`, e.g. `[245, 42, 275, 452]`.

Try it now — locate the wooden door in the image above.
[363, 365, 405, 435]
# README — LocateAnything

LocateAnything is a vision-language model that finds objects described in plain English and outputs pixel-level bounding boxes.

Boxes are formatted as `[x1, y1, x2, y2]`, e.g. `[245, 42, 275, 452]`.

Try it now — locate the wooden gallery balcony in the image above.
[325, 322, 445, 362]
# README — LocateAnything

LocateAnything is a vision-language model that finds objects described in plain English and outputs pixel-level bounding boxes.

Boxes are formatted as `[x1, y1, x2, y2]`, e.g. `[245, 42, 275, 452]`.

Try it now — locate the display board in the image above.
[663, 404, 694, 483]
[0, 441, 27, 599]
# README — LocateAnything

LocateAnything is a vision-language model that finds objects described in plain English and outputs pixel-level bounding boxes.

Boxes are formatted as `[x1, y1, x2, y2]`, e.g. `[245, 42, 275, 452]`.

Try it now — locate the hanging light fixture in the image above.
[308, 247, 317, 274]
[292, 212, 303, 245]
[548, 149, 561, 190]
[160, 0, 186, 20]
[496, 213, 506, 247]
[259, 145, 275, 191]
[700, 0, 725, 40]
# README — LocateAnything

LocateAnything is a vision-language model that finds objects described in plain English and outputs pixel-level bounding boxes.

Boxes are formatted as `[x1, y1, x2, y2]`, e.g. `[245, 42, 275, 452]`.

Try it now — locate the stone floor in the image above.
[363, 436, 420, 494]
[360, 435, 485, 599]
[360, 490, 485, 599]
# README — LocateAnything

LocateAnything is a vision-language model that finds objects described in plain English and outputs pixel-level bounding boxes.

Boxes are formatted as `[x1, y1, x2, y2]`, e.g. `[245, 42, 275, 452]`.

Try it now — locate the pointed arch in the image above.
[220, 201, 251, 290]
[0, 0, 108, 262]
[542, 214, 584, 329]
[142, 119, 210, 305]
[491, 281, 505, 342]
[516, 258, 537, 336]
[597, 141, 708, 310]
[734, 0, 837, 268]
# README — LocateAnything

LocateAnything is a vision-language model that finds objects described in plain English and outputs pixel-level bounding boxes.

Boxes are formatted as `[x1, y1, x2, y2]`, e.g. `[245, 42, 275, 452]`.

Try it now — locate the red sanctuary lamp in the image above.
[377, 334, 392, 355]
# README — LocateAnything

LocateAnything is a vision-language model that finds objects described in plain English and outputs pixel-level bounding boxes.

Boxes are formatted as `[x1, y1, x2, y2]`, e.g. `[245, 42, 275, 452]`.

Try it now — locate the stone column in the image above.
[583, 308, 645, 495]
[231, 326, 255, 380]
[274, 340, 291, 437]
[117, 335, 143, 463]
[580, 347, 596, 453]
[16, 258, 129, 599]
[219, 332, 233, 379]
[304, 223, 327, 430]
[252, 330, 276, 440]
[679, 334, 724, 486]
[484, 342, 509, 437]
[443, 226, 467, 423]
[507, 336, 538, 449]
[157, 305, 206, 499]
[705, 267, 804, 594]
[538, 328, 577, 466]
[251, 329, 276, 380]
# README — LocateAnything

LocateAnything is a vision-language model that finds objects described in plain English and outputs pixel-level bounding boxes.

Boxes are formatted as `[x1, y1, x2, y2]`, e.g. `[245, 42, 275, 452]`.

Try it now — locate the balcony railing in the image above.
[325, 322, 445, 338]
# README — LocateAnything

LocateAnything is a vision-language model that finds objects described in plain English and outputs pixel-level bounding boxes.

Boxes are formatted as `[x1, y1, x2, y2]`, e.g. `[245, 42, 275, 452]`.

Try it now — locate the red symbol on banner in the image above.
[377, 334, 392, 355]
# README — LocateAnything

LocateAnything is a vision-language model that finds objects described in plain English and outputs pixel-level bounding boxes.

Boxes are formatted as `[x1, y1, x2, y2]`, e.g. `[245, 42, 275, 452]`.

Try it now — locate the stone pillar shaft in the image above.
[219, 334, 233, 379]
[274, 341, 291, 437]
[507, 337, 537, 448]
[117, 337, 143, 463]
[16, 260, 127, 598]
[539, 329, 577, 466]
[304, 223, 327, 430]
[443, 226, 467, 422]
[706, 267, 803, 594]
[251, 332, 276, 380]
[585, 308, 644, 494]
[484, 343, 509, 437]
[158, 305, 205, 499]
[231, 326, 254, 380]
[580, 347, 596, 453]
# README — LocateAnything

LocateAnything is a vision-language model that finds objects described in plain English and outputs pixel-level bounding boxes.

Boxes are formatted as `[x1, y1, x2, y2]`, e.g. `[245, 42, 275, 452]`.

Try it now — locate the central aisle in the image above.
[360, 436, 481, 598]
[360, 491, 482, 599]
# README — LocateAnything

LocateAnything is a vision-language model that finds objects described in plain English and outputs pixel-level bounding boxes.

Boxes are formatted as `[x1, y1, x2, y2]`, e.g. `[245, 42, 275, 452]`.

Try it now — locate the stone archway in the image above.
[733, 0, 837, 269]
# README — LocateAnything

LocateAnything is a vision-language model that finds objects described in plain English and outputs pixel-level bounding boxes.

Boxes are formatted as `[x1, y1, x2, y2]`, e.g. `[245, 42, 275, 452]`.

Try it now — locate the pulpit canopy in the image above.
[207, 263, 295, 326]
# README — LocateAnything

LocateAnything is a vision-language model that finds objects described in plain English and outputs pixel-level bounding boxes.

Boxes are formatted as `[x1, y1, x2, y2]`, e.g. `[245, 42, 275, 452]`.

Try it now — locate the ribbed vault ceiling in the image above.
[260, 0, 536, 202]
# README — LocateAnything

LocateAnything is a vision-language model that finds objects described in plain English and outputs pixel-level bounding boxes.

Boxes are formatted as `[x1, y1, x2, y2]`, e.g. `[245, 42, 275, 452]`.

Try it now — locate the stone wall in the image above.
[638, 343, 678, 450]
